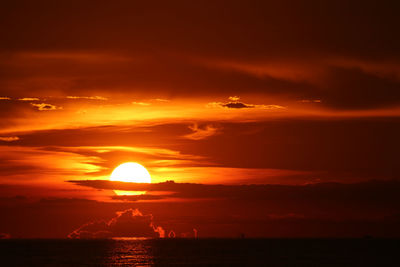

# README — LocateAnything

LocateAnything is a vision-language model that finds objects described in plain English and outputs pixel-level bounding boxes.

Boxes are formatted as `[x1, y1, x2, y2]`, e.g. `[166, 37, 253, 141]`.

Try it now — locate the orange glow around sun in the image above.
[110, 162, 151, 195]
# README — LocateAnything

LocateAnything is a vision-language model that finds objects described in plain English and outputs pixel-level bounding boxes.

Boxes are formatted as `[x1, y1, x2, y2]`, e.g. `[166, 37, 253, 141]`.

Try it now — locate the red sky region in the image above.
[1, 0, 400, 238]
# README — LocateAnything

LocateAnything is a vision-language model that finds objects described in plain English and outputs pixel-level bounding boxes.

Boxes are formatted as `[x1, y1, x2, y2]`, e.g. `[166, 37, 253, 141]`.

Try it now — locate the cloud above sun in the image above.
[207, 96, 286, 110]
[184, 124, 219, 140]
[66, 96, 108, 100]
[0, 136, 19, 142]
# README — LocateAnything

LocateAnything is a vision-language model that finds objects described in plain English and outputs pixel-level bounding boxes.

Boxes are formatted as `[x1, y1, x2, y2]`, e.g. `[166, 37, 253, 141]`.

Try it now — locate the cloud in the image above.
[193, 228, 198, 238]
[207, 97, 286, 110]
[0, 146, 105, 183]
[0, 97, 11, 100]
[223, 102, 254, 109]
[222, 96, 253, 109]
[132, 101, 151, 106]
[68, 180, 400, 218]
[18, 97, 40, 101]
[321, 67, 400, 110]
[4, 118, 399, 184]
[152, 98, 170, 102]
[68, 208, 165, 239]
[258, 105, 286, 110]
[184, 124, 219, 140]
[66, 179, 400, 237]
[228, 96, 240, 102]
[206, 101, 252, 109]
[2, 184, 400, 238]
[299, 99, 322, 103]
[66, 96, 108, 100]
[30, 103, 61, 111]
[111, 194, 165, 201]
[0, 136, 19, 142]
[153, 225, 166, 238]
[167, 230, 176, 238]
[1, 2, 400, 112]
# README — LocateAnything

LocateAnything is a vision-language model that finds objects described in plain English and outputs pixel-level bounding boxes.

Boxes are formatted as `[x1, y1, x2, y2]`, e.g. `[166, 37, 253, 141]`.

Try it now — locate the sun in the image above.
[110, 162, 151, 196]
[110, 162, 151, 183]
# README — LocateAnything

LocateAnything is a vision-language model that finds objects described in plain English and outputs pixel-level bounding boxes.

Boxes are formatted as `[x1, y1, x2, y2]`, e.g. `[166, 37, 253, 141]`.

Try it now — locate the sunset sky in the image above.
[1, 0, 400, 238]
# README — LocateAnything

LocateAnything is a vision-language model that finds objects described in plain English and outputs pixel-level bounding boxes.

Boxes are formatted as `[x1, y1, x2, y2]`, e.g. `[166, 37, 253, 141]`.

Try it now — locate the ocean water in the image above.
[0, 238, 399, 266]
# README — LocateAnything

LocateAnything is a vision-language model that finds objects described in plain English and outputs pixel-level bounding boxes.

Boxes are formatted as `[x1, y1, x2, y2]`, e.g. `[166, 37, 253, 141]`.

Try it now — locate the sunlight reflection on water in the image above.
[108, 239, 153, 266]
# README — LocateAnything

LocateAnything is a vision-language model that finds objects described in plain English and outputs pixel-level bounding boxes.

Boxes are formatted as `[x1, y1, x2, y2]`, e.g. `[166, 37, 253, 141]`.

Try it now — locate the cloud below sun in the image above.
[68, 208, 166, 239]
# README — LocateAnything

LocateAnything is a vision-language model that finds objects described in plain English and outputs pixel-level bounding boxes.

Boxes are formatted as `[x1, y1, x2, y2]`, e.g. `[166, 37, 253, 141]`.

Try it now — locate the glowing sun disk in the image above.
[110, 162, 151, 196]
[110, 162, 151, 183]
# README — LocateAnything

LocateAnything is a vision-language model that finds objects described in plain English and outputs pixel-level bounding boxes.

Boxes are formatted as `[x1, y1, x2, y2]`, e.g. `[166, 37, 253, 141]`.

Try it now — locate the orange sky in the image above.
[1, 0, 400, 238]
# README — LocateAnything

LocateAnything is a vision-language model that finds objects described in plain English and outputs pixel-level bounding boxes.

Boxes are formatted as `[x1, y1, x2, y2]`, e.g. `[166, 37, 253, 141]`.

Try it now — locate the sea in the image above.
[0, 238, 399, 266]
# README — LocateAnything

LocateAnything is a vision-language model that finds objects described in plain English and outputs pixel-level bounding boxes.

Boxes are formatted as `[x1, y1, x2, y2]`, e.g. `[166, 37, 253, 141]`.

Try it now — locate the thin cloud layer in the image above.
[207, 97, 286, 110]
[64, 179, 400, 238]
[1, 1, 400, 112]
[184, 124, 219, 140]
[223, 102, 254, 109]
[18, 97, 40, 101]
[0, 136, 19, 142]
[66, 96, 108, 100]
[68, 179, 400, 207]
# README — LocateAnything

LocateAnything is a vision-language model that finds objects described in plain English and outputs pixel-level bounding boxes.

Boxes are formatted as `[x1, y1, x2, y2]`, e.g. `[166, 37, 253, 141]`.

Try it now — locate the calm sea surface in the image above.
[0, 238, 399, 266]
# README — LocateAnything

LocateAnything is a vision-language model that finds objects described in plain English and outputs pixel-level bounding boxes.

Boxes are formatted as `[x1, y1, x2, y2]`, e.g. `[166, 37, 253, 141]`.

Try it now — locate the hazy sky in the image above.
[1, 0, 400, 238]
